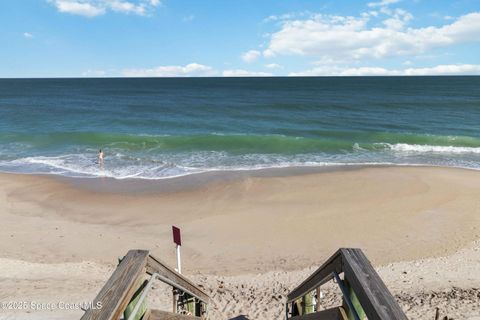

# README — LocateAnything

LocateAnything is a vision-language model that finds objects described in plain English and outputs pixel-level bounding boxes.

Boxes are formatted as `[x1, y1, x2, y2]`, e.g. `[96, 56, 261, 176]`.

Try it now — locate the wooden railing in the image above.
[286, 248, 407, 320]
[80, 248, 405, 320]
[81, 250, 209, 320]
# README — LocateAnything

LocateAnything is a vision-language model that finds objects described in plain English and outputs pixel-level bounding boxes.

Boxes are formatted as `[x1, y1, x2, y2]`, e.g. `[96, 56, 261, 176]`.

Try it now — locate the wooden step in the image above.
[290, 307, 343, 320]
[145, 309, 201, 320]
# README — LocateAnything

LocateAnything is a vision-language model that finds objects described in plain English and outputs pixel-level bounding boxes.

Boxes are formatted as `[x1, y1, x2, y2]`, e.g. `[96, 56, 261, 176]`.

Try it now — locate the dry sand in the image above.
[0, 166, 479, 319]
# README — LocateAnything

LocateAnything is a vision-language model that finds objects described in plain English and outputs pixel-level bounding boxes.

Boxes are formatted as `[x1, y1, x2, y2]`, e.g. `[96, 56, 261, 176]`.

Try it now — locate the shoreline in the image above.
[2, 162, 478, 194]
[57, 163, 378, 194]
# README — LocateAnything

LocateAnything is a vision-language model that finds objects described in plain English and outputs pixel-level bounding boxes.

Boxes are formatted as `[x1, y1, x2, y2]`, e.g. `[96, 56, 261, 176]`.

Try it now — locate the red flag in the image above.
[172, 226, 181, 246]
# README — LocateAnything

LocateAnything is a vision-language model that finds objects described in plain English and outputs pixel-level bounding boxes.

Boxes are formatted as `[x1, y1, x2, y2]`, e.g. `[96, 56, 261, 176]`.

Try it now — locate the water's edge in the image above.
[5, 163, 475, 195]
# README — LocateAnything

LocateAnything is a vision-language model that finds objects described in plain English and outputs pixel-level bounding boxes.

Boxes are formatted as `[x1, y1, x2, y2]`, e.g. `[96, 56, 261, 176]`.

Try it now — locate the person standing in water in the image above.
[98, 149, 104, 165]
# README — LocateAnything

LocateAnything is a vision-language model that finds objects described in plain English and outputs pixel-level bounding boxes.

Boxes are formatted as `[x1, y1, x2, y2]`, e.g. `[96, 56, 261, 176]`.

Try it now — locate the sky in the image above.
[1, 0, 480, 77]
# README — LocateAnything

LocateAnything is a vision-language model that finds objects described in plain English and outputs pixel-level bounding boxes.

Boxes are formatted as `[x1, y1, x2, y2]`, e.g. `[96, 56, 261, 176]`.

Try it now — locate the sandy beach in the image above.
[1, 166, 480, 319]
[3, 1, 480, 318]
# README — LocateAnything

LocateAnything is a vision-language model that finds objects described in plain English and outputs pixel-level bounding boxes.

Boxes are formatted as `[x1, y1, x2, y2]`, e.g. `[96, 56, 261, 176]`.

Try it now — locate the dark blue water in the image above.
[0, 77, 479, 179]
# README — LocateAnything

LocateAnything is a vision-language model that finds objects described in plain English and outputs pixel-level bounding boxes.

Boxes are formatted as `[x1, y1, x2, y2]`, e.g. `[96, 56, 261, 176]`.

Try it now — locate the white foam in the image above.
[3, 154, 203, 180]
[2, 145, 480, 180]
[382, 143, 480, 154]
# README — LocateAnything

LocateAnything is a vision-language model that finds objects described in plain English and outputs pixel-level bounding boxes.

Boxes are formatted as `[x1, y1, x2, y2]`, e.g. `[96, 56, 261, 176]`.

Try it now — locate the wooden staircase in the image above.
[81, 250, 209, 320]
[81, 248, 407, 320]
[285, 248, 408, 320]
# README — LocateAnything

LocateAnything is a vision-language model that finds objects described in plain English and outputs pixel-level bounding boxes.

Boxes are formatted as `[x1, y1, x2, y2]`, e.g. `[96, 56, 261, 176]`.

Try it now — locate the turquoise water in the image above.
[0, 77, 479, 179]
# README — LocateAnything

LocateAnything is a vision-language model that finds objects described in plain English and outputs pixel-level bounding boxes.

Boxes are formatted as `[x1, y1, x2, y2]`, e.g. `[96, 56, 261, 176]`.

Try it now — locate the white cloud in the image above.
[290, 66, 394, 76]
[82, 69, 107, 77]
[403, 64, 480, 75]
[122, 63, 215, 77]
[241, 50, 261, 63]
[263, 13, 298, 23]
[49, 0, 105, 17]
[265, 63, 282, 69]
[382, 8, 412, 30]
[23, 32, 33, 38]
[108, 0, 146, 15]
[263, 49, 275, 58]
[263, 11, 480, 61]
[48, 0, 160, 17]
[289, 64, 480, 76]
[222, 69, 272, 77]
[367, 0, 401, 8]
[123, 65, 275, 77]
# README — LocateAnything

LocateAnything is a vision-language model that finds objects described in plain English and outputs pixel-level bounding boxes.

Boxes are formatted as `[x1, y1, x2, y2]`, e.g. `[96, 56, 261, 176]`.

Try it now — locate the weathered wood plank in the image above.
[338, 307, 348, 320]
[341, 248, 407, 320]
[146, 255, 209, 303]
[290, 307, 341, 320]
[81, 250, 149, 320]
[287, 250, 343, 302]
[147, 309, 201, 320]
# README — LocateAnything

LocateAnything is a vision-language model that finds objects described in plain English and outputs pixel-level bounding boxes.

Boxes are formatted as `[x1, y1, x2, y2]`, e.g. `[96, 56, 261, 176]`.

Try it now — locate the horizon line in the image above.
[1, 75, 480, 80]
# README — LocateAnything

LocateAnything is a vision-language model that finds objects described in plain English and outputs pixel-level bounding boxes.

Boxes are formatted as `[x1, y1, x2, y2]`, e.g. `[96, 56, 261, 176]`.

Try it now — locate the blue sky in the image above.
[1, 0, 479, 77]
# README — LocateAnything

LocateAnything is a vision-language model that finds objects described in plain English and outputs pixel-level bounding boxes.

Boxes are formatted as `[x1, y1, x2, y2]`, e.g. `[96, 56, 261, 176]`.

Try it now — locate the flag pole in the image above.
[176, 243, 182, 274]
[172, 226, 182, 313]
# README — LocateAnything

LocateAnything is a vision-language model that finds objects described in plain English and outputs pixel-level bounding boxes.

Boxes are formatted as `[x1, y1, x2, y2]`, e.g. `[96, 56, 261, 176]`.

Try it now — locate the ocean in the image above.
[0, 76, 479, 179]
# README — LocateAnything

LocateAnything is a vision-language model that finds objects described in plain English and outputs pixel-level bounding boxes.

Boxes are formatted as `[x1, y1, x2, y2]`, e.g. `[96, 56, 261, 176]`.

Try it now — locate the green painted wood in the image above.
[81, 250, 149, 320]
[147, 309, 201, 320]
[290, 307, 341, 320]
[177, 293, 196, 316]
[341, 249, 408, 320]
[123, 279, 148, 320]
[303, 292, 315, 315]
[343, 279, 366, 320]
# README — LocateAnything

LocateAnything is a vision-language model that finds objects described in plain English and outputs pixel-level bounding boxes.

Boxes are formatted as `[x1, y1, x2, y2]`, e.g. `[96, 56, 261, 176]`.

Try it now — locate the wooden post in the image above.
[316, 287, 321, 311]
[303, 292, 314, 314]
[173, 288, 177, 313]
